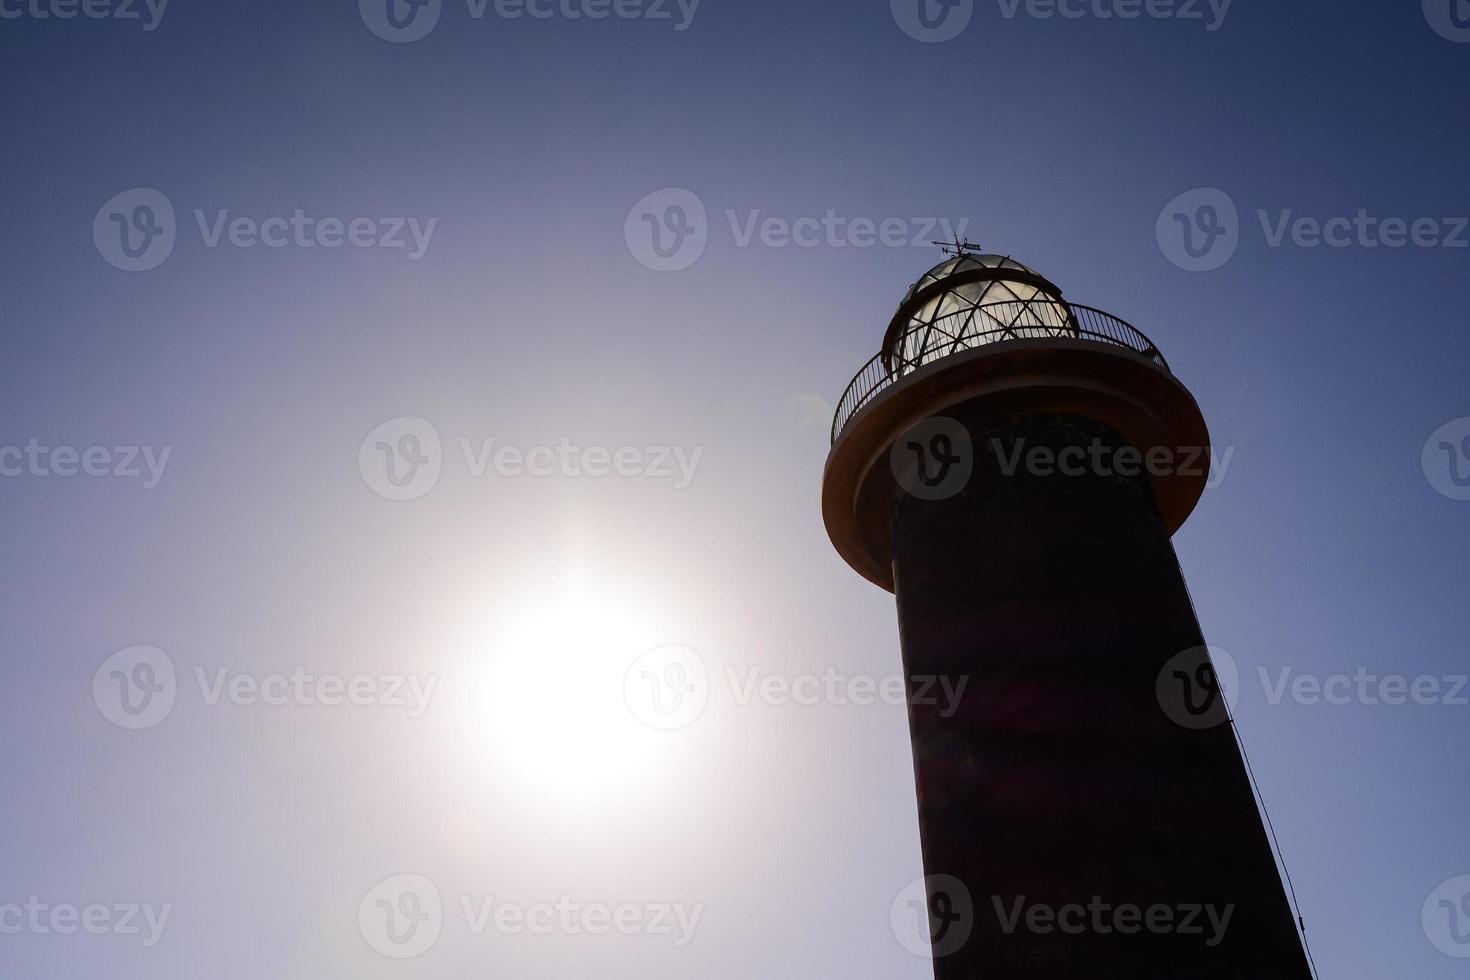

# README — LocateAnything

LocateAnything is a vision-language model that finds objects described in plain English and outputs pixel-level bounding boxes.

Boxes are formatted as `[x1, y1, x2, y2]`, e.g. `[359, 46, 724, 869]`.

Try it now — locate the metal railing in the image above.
[831, 301, 1168, 444]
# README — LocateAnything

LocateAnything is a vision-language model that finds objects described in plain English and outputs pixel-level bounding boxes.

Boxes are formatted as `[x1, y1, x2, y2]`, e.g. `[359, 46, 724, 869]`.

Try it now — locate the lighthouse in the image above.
[822, 248, 1312, 978]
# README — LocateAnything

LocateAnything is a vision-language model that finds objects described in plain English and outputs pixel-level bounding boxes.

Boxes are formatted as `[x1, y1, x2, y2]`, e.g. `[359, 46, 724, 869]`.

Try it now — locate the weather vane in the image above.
[933, 235, 984, 257]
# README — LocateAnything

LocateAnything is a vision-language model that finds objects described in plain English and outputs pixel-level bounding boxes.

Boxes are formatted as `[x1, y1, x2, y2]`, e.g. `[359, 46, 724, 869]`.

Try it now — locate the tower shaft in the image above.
[890, 406, 1311, 979]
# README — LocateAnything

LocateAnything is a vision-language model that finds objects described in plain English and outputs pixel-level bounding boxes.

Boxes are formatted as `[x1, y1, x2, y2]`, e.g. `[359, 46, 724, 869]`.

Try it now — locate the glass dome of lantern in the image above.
[882, 251, 1079, 378]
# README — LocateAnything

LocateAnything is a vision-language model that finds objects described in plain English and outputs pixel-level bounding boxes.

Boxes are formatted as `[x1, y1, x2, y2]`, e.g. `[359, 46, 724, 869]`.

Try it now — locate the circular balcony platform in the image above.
[822, 304, 1210, 592]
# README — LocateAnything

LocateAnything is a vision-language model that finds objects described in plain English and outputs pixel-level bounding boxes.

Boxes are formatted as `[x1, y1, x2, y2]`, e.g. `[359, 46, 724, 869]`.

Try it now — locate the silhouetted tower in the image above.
[822, 250, 1311, 979]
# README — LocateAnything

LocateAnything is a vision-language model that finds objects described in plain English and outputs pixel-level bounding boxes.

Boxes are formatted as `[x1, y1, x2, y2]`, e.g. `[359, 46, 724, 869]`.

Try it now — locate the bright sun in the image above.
[456, 585, 669, 804]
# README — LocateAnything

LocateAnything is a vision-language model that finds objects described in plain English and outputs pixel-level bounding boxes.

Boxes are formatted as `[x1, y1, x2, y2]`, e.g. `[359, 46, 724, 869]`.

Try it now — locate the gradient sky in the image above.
[3, 1, 1469, 977]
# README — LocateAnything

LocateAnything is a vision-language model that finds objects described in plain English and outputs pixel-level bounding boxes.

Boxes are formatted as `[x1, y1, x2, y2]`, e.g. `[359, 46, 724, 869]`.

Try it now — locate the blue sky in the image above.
[2, 0, 1469, 977]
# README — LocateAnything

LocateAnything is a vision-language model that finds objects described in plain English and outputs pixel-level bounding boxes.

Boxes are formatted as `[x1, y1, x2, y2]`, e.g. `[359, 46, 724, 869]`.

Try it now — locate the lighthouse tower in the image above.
[822, 248, 1312, 978]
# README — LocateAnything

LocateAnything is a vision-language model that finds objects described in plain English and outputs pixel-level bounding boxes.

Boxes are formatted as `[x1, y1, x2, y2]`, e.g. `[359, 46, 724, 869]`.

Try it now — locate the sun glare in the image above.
[456, 585, 669, 804]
